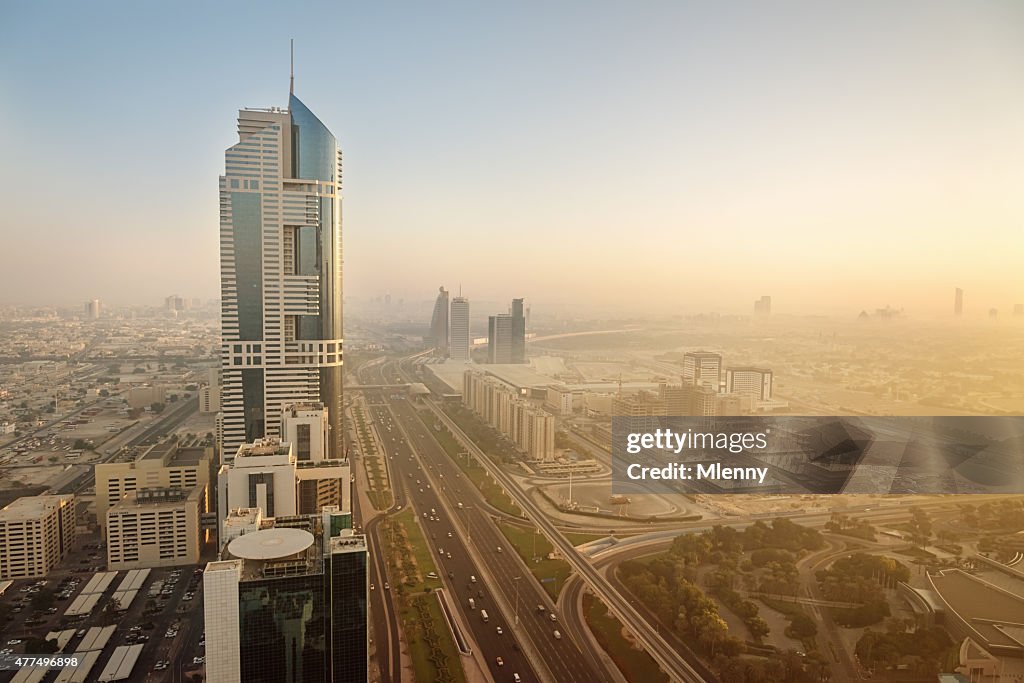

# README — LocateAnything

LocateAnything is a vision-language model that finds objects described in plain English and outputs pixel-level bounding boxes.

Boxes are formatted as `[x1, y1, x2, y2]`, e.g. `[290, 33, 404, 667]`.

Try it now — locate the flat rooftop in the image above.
[139, 441, 206, 466]
[931, 569, 1024, 648]
[0, 494, 71, 520]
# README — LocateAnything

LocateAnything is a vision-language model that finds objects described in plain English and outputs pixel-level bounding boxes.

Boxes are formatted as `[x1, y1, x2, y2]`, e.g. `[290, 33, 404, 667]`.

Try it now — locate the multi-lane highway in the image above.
[358, 357, 613, 683]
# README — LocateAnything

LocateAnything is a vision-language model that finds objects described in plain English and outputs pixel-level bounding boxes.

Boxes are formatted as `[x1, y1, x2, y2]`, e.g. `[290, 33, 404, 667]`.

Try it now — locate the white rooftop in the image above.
[228, 527, 314, 560]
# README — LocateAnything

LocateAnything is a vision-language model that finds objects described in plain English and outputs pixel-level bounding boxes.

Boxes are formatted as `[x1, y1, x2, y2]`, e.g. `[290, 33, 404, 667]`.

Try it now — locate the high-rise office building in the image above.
[217, 434, 350, 540]
[84, 299, 101, 320]
[488, 314, 514, 363]
[165, 295, 188, 312]
[429, 286, 449, 356]
[204, 510, 367, 683]
[955, 288, 964, 316]
[682, 351, 723, 392]
[219, 87, 344, 460]
[200, 367, 222, 413]
[511, 298, 526, 363]
[488, 298, 527, 364]
[449, 296, 471, 361]
[725, 367, 774, 401]
[753, 295, 771, 315]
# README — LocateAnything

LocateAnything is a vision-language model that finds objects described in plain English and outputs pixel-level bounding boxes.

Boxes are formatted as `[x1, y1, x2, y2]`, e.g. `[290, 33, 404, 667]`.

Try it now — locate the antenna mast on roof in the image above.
[290, 39, 295, 95]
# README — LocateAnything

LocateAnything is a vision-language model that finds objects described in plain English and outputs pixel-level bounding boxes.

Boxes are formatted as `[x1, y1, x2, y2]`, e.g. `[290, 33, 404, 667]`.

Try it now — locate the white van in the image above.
[553, 630, 561, 640]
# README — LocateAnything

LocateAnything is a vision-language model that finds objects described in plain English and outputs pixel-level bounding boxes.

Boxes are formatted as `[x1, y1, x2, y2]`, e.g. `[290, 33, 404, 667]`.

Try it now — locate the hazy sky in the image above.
[1, 1, 1021, 315]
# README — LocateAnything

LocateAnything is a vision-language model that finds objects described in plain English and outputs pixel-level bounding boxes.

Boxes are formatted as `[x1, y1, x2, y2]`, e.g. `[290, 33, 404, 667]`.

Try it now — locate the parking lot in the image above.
[0, 548, 207, 682]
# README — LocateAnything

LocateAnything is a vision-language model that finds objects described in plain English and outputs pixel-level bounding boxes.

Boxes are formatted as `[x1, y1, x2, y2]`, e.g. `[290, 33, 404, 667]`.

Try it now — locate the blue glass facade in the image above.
[231, 192, 264, 341]
[289, 95, 344, 457]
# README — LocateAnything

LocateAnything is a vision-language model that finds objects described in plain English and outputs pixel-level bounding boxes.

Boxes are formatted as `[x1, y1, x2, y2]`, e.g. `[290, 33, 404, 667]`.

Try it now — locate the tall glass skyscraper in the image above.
[449, 296, 471, 361]
[429, 286, 449, 356]
[219, 91, 344, 461]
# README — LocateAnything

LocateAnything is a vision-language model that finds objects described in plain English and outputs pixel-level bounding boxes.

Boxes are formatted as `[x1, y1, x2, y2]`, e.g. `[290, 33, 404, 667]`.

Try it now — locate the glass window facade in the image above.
[231, 192, 264, 341]
[296, 424, 311, 461]
[241, 368, 264, 443]
[238, 574, 328, 683]
[329, 550, 368, 683]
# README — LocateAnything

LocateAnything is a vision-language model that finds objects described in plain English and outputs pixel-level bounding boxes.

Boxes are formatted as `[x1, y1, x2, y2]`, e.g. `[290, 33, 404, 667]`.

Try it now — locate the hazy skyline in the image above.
[1, 1, 1022, 315]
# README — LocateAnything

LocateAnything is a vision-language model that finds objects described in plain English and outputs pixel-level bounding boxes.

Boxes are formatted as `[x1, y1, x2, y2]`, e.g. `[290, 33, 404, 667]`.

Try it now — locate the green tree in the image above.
[786, 612, 818, 639]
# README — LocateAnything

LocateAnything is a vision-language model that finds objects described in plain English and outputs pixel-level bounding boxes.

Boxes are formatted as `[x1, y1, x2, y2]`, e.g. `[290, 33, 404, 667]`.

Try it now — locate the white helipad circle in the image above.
[228, 527, 315, 560]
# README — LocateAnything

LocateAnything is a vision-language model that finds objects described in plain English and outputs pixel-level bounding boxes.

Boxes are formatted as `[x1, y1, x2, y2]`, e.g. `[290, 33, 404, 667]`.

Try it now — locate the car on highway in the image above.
[496, 626, 503, 635]
[496, 656, 504, 667]
[549, 613, 557, 622]
[553, 630, 562, 640]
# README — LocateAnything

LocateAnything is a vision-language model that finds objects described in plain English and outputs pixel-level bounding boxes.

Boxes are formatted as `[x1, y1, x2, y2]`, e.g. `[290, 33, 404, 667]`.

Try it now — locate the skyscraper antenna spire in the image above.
[290, 39, 295, 95]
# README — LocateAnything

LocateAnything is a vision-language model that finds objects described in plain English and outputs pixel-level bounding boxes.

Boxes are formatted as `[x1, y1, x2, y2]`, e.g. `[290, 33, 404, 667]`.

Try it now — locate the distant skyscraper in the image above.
[429, 286, 449, 356]
[682, 351, 722, 392]
[449, 296, 470, 361]
[754, 295, 772, 315]
[84, 299, 101, 320]
[204, 511, 368, 683]
[488, 298, 526, 364]
[955, 288, 964, 316]
[989, 308, 999, 319]
[725, 367, 773, 400]
[219, 88, 344, 460]
[488, 314, 514, 363]
[511, 298, 526, 363]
